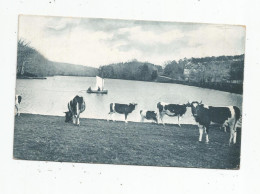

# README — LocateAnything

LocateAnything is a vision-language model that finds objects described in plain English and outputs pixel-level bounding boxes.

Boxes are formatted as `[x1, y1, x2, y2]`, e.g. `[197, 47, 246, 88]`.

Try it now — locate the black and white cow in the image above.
[157, 102, 188, 127]
[140, 110, 158, 123]
[108, 103, 137, 123]
[15, 95, 22, 116]
[65, 95, 86, 126]
[190, 101, 241, 144]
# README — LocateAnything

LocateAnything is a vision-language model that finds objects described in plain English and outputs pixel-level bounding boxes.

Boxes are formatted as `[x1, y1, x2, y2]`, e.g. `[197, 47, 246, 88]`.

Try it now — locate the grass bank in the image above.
[13, 114, 241, 169]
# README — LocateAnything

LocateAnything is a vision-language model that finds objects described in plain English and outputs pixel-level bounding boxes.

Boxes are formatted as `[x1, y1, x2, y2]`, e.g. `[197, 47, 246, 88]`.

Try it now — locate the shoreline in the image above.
[13, 113, 241, 169]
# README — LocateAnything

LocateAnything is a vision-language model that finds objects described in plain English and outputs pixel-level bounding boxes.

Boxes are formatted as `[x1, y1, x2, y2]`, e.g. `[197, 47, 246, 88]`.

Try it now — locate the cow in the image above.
[65, 95, 86, 126]
[157, 102, 189, 127]
[190, 101, 241, 144]
[15, 95, 22, 116]
[140, 110, 158, 123]
[108, 103, 137, 123]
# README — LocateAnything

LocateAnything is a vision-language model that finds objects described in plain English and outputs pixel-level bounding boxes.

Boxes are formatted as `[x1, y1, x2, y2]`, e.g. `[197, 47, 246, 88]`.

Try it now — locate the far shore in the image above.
[13, 113, 241, 169]
[16, 74, 243, 94]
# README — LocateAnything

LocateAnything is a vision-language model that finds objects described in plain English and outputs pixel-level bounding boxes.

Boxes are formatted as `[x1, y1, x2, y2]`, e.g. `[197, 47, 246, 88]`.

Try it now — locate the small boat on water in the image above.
[87, 76, 108, 94]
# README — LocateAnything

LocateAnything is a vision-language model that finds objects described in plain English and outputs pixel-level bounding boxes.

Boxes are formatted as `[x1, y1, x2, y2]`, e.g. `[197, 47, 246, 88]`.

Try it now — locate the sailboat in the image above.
[87, 76, 108, 94]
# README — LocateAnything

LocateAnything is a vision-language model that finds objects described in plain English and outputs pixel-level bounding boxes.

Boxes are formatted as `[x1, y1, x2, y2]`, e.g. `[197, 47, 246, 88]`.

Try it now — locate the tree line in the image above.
[99, 55, 244, 83]
[98, 59, 162, 81]
[17, 39, 98, 78]
[98, 55, 244, 94]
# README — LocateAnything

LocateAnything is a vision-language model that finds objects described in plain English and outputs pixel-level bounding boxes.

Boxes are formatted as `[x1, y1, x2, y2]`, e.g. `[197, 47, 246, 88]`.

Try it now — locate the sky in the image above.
[18, 15, 246, 67]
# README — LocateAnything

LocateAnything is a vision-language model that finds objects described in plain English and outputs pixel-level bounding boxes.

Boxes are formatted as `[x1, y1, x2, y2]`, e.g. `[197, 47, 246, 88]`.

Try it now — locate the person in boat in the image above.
[98, 87, 101, 91]
[87, 87, 92, 92]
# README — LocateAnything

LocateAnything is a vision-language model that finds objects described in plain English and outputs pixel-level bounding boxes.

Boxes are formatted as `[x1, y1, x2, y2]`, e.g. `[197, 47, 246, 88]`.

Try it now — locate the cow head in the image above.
[190, 101, 203, 117]
[186, 101, 192, 107]
[129, 103, 137, 110]
[64, 111, 73, 123]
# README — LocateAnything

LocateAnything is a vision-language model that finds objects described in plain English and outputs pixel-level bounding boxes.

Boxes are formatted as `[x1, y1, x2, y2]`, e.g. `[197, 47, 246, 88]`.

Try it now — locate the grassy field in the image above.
[13, 113, 241, 169]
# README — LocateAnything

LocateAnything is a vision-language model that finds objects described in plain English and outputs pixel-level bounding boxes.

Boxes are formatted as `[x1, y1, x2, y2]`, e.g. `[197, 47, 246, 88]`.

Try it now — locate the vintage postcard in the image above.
[14, 15, 245, 169]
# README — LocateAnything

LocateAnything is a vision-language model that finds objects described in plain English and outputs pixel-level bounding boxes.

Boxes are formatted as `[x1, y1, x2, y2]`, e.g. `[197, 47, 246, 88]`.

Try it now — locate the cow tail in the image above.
[109, 103, 113, 113]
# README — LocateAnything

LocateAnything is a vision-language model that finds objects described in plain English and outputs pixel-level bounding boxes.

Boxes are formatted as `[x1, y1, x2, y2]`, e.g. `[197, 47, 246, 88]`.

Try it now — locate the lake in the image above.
[15, 76, 243, 124]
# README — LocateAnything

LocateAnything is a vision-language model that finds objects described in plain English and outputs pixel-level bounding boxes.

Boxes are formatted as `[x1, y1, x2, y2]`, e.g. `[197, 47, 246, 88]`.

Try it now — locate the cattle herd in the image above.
[15, 94, 241, 145]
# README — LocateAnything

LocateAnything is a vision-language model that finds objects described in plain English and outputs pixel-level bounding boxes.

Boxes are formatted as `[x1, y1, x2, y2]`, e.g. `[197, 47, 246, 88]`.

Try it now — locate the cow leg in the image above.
[15, 105, 18, 116]
[125, 113, 128, 123]
[178, 115, 181, 127]
[198, 125, 204, 142]
[229, 132, 234, 145]
[233, 131, 237, 144]
[73, 116, 76, 124]
[154, 117, 158, 124]
[112, 113, 115, 122]
[76, 115, 80, 126]
[229, 121, 237, 145]
[140, 116, 144, 122]
[107, 112, 111, 121]
[15, 104, 20, 116]
[159, 113, 165, 125]
[205, 126, 209, 143]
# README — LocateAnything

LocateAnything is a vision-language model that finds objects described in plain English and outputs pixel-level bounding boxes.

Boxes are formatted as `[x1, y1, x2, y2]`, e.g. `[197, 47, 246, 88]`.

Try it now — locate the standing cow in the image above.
[190, 101, 241, 144]
[65, 95, 86, 126]
[15, 95, 22, 116]
[140, 110, 158, 123]
[108, 103, 137, 123]
[157, 102, 189, 127]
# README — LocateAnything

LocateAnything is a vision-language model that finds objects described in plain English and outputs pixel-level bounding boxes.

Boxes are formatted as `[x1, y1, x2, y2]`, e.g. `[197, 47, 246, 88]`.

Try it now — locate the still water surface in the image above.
[16, 76, 243, 124]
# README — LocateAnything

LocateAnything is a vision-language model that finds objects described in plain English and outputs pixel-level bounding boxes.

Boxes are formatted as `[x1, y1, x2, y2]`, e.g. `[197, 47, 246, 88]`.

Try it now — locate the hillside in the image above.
[17, 40, 98, 78]
[98, 54, 244, 94]
[98, 60, 161, 81]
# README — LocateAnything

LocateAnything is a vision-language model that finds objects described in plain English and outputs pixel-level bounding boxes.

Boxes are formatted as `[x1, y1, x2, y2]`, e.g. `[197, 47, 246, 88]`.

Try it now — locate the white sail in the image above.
[95, 76, 104, 90]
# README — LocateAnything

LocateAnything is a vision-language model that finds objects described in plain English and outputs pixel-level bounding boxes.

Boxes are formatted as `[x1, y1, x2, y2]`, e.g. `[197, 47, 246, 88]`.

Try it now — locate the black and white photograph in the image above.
[14, 15, 245, 169]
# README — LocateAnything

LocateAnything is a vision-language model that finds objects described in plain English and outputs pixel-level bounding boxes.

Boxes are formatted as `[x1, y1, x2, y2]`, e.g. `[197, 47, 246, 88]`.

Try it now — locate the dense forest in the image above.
[98, 60, 162, 81]
[17, 39, 98, 78]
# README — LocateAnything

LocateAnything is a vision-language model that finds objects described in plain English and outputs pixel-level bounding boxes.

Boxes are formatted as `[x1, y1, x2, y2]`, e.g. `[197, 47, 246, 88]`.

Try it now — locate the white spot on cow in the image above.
[160, 102, 167, 106]
[203, 104, 209, 109]
[165, 110, 175, 116]
[193, 103, 198, 108]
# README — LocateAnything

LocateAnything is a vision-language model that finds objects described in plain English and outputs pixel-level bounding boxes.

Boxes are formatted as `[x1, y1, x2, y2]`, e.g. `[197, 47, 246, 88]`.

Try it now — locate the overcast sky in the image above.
[19, 15, 246, 67]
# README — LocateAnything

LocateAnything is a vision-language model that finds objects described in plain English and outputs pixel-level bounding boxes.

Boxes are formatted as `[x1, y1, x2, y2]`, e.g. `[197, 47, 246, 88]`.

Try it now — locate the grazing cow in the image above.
[108, 103, 137, 123]
[15, 95, 22, 116]
[157, 102, 188, 126]
[190, 101, 241, 144]
[140, 110, 158, 123]
[65, 95, 86, 126]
